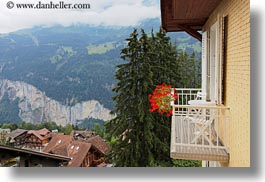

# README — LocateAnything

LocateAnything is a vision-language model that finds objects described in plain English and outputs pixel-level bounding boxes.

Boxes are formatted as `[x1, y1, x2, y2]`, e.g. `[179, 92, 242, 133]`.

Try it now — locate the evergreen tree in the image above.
[106, 29, 181, 166]
[147, 29, 180, 166]
[177, 52, 201, 88]
[106, 29, 153, 166]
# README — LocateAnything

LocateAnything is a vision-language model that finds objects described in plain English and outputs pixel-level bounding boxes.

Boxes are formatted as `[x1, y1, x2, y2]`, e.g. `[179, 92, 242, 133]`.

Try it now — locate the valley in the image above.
[0, 18, 200, 125]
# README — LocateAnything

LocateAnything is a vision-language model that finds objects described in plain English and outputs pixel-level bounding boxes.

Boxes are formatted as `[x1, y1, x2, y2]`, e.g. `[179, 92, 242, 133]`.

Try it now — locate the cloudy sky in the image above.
[0, 0, 160, 33]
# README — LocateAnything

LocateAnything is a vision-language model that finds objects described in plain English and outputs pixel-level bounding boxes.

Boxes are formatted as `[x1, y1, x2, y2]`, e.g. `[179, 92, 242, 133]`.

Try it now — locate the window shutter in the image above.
[221, 16, 228, 104]
[210, 22, 219, 104]
[218, 16, 228, 105]
[201, 31, 207, 100]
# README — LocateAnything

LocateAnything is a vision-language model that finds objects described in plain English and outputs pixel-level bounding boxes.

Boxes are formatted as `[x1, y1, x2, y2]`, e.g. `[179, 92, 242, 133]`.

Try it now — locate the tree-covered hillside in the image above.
[0, 18, 200, 110]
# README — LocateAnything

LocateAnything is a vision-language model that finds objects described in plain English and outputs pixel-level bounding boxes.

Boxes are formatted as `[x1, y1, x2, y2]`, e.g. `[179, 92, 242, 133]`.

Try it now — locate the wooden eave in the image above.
[160, 0, 222, 41]
[0, 144, 71, 161]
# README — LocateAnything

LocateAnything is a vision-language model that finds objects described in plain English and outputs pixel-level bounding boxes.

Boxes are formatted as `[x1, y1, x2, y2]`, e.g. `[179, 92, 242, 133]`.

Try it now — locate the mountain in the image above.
[0, 18, 200, 124]
[0, 79, 113, 126]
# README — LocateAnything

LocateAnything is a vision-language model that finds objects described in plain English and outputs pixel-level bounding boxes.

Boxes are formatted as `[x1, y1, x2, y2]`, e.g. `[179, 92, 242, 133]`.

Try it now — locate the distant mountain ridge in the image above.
[0, 79, 113, 125]
[0, 18, 200, 124]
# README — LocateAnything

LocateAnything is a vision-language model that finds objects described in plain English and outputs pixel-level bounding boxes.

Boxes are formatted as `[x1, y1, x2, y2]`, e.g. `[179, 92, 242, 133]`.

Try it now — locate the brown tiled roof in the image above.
[43, 134, 92, 167]
[86, 135, 111, 155]
[51, 144, 69, 156]
[38, 128, 50, 136]
[27, 131, 43, 140]
[43, 134, 74, 154]
[67, 141, 91, 167]
[43, 134, 110, 167]
[27, 128, 51, 140]
[7, 129, 28, 139]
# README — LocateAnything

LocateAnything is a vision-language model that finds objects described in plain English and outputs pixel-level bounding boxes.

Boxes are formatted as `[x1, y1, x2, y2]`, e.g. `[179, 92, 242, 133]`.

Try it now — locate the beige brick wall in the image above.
[203, 0, 250, 167]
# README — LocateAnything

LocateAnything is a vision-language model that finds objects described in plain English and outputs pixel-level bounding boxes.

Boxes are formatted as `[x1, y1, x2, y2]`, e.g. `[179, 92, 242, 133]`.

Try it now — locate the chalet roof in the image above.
[67, 141, 91, 167]
[52, 143, 69, 156]
[43, 134, 92, 167]
[38, 128, 50, 135]
[86, 135, 111, 155]
[27, 128, 51, 140]
[160, 0, 221, 41]
[43, 134, 74, 154]
[7, 129, 28, 139]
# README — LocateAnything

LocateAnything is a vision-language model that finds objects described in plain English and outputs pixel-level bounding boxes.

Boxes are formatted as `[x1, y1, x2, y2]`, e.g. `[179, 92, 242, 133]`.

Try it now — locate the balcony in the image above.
[170, 88, 230, 162]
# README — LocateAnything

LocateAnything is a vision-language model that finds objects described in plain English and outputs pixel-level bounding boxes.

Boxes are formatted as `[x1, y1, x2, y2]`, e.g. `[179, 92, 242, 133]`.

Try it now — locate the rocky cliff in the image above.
[0, 79, 114, 126]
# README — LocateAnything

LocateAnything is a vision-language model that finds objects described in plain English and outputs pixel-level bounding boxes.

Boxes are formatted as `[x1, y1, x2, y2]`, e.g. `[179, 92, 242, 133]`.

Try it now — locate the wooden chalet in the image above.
[43, 134, 74, 156]
[7, 129, 28, 146]
[86, 135, 111, 166]
[67, 141, 92, 167]
[24, 128, 51, 148]
[43, 134, 109, 167]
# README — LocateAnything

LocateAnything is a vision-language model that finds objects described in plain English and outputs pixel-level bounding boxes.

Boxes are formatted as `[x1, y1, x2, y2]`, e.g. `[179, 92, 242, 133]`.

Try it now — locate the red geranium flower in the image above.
[149, 83, 178, 117]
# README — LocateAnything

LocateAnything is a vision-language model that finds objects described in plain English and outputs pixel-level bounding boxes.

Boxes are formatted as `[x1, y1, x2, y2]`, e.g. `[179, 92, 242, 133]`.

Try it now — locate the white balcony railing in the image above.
[170, 88, 230, 162]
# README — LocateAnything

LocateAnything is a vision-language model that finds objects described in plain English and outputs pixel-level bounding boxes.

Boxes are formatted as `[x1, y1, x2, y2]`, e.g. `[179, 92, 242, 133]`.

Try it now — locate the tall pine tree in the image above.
[106, 29, 155, 166]
[106, 28, 201, 166]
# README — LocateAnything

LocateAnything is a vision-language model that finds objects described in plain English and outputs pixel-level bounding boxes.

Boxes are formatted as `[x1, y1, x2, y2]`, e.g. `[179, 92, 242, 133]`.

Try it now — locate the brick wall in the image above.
[203, 0, 250, 167]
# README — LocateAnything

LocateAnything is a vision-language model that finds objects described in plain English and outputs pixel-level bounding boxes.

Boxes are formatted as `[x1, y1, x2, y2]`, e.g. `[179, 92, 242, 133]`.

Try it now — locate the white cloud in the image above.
[0, 0, 160, 33]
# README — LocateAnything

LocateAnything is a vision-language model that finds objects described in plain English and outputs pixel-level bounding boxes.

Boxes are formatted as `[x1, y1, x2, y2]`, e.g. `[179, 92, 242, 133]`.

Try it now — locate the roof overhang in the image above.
[0, 144, 71, 161]
[160, 0, 222, 41]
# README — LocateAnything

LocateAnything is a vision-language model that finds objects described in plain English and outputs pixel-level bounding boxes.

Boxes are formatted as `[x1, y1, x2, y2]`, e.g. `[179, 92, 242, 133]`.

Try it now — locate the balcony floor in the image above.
[171, 116, 229, 162]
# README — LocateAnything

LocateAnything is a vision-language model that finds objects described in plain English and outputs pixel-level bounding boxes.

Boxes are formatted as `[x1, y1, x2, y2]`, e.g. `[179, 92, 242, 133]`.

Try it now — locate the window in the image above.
[203, 17, 227, 105]
[202, 20, 223, 105]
